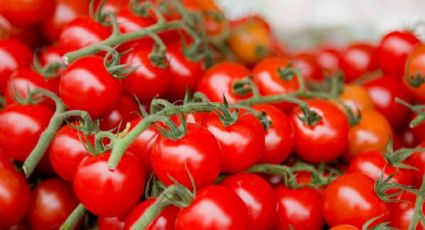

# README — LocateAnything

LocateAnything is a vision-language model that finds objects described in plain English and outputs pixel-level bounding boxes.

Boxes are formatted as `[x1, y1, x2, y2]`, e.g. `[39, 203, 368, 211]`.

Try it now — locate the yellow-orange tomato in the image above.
[345, 110, 392, 161]
[329, 225, 360, 230]
[339, 84, 375, 116]
[404, 43, 425, 102]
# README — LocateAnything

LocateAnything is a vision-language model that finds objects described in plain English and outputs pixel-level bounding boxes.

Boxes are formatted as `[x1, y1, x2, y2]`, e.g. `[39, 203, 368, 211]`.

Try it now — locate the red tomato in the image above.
[198, 62, 252, 103]
[364, 75, 413, 131]
[151, 123, 221, 189]
[291, 52, 324, 81]
[100, 95, 138, 131]
[0, 39, 32, 92]
[397, 127, 416, 148]
[0, 104, 54, 161]
[221, 173, 276, 230]
[407, 142, 425, 187]
[98, 216, 125, 230]
[274, 186, 324, 230]
[316, 46, 341, 75]
[0, 169, 31, 228]
[290, 99, 349, 163]
[390, 191, 425, 230]
[58, 17, 111, 54]
[252, 57, 301, 113]
[94, 0, 128, 14]
[73, 152, 145, 217]
[0, 151, 13, 170]
[116, 9, 155, 50]
[205, 112, 265, 173]
[124, 198, 179, 230]
[410, 114, 425, 145]
[28, 179, 78, 230]
[39, 45, 65, 69]
[121, 47, 170, 103]
[175, 185, 249, 230]
[377, 30, 420, 76]
[330, 225, 360, 230]
[404, 43, 425, 102]
[59, 56, 122, 118]
[323, 173, 390, 228]
[0, 0, 55, 27]
[253, 104, 294, 164]
[165, 43, 204, 100]
[49, 124, 91, 181]
[339, 43, 376, 82]
[42, 0, 89, 41]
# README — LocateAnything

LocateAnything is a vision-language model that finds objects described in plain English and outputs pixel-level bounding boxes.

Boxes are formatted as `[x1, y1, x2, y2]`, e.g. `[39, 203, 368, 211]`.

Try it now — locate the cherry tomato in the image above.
[338, 84, 375, 116]
[151, 123, 221, 189]
[42, 0, 89, 41]
[124, 198, 179, 230]
[252, 57, 301, 113]
[198, 62, 252, 103]
[165, 43, 204, 100]
[0, 151, 13, 170]
[98, 216, 125, 230]
[116, 9, 155, 51]
[58, 17, 111, 53]
[175, 185, 249, 230]
[410, 114, 425, 145]
[121, 46, 170, 103]
[0, 0, 55, 27]
[221, 173, 276, 230]
[390, 191, 425, 230]
[339, 43, 376, 82]
[274, 185, 324, 230]
[0, 104, 54, 161]
[291, 99, 349, 163]
[404, 43, 425, 102]
[345, 110, 392, 161]
[0, 39, 32, 92]
[292, 52, 324, 81]
[49, 124, 91, 181]
[377, 30, 420, 76]
[205, 112, 265, 173]
[100, 95, 139, 131]
[329, 225, 360, 230]
[59, 56, 122, 118]
[183, 0, 227, 37]
[323, 173, 390, 228]
[397, 127, 416, 148]
[28, 179, 78, 230]
[407, 142, 425, 187]
[253, 104, 294, 164]
[364, 75, 413, 131]
[73, 152, 145, 217]
[316, 46, 341, 75]
[0, 169, 31, 228]
[39, 45, 65, 69]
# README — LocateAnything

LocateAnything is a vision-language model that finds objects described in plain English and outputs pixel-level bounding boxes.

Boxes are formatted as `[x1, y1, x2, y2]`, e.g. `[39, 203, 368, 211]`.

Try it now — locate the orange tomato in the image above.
[339, 84, 375, 116]
[329, 225, 360, 230]
[404, 43, 425, 102]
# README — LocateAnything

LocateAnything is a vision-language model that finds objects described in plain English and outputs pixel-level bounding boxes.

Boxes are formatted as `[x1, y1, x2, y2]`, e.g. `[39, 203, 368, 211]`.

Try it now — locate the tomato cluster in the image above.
[1, 0, 425, 230]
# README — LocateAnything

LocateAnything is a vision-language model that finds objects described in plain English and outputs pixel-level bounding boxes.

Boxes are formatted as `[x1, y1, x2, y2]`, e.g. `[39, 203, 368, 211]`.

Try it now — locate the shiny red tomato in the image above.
[116, 9, 155, 50]
[198, 62, 252, 103]
[252, 57, 301, 113]
[364, 75, 413, 131]
[0, 39, 32, 92]
[124, 198, 179, 230]
[151, 123, 221, 189]
[404, 43, 425, 102]
[316, 46, 341, 75]
[28, 179, 78, 230]
[0, 169, 31, 228]
[73, 152, 145, 217]
[175, 185, 249, 230]
[59, 56, 122, 118]
[323, 173, 390, 228]
[0, 104, 54, 161]
[0, 151, 13, 170]
[291, 52, 324, 81]
[39, 45, 65, 70]
[274, 185, 324, 230]
[339, 43, 376, 82]
[205, 112, 265, 173]
[376, 30, 420, 76]
[221, 173, 276, 230]
[390, 191, 424, 230]
[410, 114, 425, 145]
[407, 142, 425, 187]
[291, 99, 349, 163]
[253, 104, 294, 164]
[98, 216, 125, 230]
[329, 225, 360, 230]
[0, 0, 55, 27]
[99, 95, 138, 131]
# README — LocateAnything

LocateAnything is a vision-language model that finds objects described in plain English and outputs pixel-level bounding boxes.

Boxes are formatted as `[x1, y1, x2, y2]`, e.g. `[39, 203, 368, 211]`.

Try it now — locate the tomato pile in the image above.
[1, 0, 425, 229]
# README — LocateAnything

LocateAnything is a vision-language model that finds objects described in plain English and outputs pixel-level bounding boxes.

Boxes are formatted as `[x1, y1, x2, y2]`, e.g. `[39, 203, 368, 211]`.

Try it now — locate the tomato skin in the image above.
[0, 104, 54, 161]
[175, 185, 249, 230]
[323, 173, 390, 228]
[59, 56, 122, 118]
[0, 169, 31, 228]
[28, 179, 78, 230]
[99, 95, 138, 131]
[407, 142, 425, 186]
[205, 112, 265, 173]
[94, 0, 128, 14]
[316, 47, 340, 75]
[0, 0, 55, 27]
[220, 173, 276, 230]
[58, 17, 111, 53]
[290, 99, 349, 163]
[73, 152, 145, 217]
[116, 9, 155, 50]
[121, 47, 170, 103]
[165, 43, 204, 101]
[364, 75, 413, 131]
[410, 114, 425, 145]
[253, 104, 294, 164]
[390, 191, 425, 230]
[338, 84, 375, 116]
[0, 39, 32, 92]
[339, 43, 376, 82]
[252, 57, 301, 113]
[404, 43, 425, 102]
[39, 45, 65, 68]
[98, 216, 125, 230]
[377, 30, 420, 76]
[274, 186, 324, 230]
[198, 62, 251, 103]
[0, 151, 13, 170]
[329, 225, 359, 230]
[292, 52, 324, 81]
[124, 198, 179, 230]
[151, 124, 221, 189]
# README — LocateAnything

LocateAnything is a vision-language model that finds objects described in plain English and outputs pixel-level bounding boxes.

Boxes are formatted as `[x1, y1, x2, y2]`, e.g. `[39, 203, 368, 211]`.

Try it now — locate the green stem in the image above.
[60, 203, 86, 230]
[409, 174, 425, 230]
